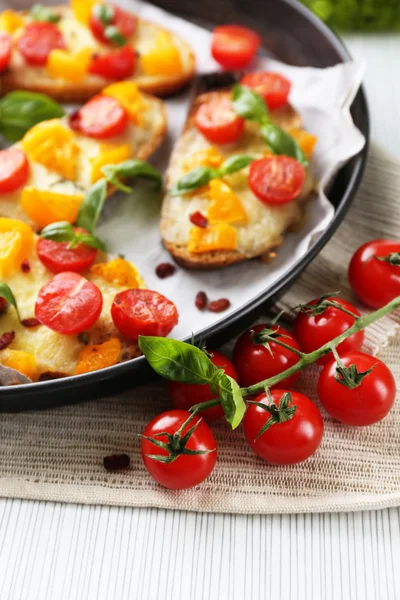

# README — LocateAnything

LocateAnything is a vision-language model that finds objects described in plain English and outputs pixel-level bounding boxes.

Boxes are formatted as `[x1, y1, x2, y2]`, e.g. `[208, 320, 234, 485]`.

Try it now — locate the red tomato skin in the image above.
[249, 156, 305, 205]
[0, 32, 12, 72]
[244, 390, 323, 464]
[0, 149, 30, 194]
[169, 351, 238, 422]
[194, 96, 244, 144]
[232, 324, 301, 389]
[89, 5, 137, 45]
[318, 351, 396, 426]
[36, 228, 98, 274]
[349, 240, 400, 309]
[69, 94, 129, 139]
[17, 22, 66, 66]
[35, 272, 103, 335]
[88, 45, 136, 80]
[211, 25, 261, 70]
[294, 297, 364, 365]
[141, 409, 217, 489]
[240, 72, 291, 110]
[111, 289, 179, 341]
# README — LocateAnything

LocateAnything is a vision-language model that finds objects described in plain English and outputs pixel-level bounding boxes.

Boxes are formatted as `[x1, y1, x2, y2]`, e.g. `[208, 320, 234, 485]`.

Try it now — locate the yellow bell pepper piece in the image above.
[75, 338, 121, 375]
[90, 143, 132, 183]
[47, 48, 92, 83]
[21, 188, 83, 229]
[207, 180, 248, 225]
[1, 350, 37, 381]
[141, 31, 182, 76]
[0, 10, 24, 34]
[289, 128, 318, 157]
[103, 82, 145, 124]
[71, 0, 102, 25]
[90, 257, 141, 288]
[188, 223, 238, 254]
[183, 147, 224, 172]
[21, 120, 80, 181]
[0, 218, 33, 276]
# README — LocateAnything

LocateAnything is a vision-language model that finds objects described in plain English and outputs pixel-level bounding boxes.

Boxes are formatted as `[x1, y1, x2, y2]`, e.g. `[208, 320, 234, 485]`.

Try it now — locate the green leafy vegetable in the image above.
[40, 221, 106, 251]
[232, 84, 269, 122]
[104, 25, 127, 47]
[102, 159, 162, 194]
[31, 3, 61, 23]
[261, 123, 308, 166]
[218, 154, 254, 176]
[218, 374, 247, 429]
[0, 282, 19, 319]
[76, 179, 107, 234]
[93, 3, 114, 24]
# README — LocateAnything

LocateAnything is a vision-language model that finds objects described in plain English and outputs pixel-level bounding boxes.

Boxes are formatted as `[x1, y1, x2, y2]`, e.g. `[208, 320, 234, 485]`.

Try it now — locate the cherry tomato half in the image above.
[69, 94, 129, 139]
[0, 32, 12, 72]
[17, 22, 66, 66]
[35, 272, 103, 335]
[241, 72, 291, 110]
[169, 350, 238, 422]
[88, 45, 136, 80]
[318, 351, 396, 426]
[294, 296, 364, 366]
[90, 4, 137, 45]
[233, 324, 301, 389]
[0, 149, 30, 194]
[36, 228, 98, 274]
[244, 389, 323, 465]
[141, 409, 217, 489]
[211, 25, 261, 70]
[194, 96, 244, 144]
[349, 239, 400, 309]
[249, 156, 305, 205]
[111, 289, 179, 341]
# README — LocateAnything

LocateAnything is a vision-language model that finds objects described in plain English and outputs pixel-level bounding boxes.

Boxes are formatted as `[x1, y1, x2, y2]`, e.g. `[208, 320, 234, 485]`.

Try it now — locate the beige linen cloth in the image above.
[1, 144, 400, 514]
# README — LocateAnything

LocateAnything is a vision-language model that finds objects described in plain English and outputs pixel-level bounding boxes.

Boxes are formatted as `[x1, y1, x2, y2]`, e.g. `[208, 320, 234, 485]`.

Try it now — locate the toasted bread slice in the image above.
[0, 5, 195, 101]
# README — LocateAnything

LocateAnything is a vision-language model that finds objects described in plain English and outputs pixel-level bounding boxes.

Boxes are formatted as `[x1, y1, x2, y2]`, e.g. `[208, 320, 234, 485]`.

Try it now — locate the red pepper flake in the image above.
[21, 259, 31, 273]
[195, 291, 208, 310]
[21, 318, 40, 328]
[103, 453, 130, 471]
[190, 211, 208, 228]
[155, 262, 176, 279]
[208, 298, 231, 313]
[0, 331, 15, 350]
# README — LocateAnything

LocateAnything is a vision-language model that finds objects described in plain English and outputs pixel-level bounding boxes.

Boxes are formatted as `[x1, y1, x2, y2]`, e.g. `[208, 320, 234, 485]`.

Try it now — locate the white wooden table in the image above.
[1, 34, 399, 600]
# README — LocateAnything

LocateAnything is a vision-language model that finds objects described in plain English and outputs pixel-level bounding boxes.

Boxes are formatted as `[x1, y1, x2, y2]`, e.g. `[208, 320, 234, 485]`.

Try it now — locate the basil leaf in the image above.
[102, 159, 162, 194]
[76, 179, 107, 234]
[104, 25, 127, 47]
[219, 154, 254, 176]
[0, 91, 65, 142]
[218, 374, 247, 429]
[40, 221, 76, 243]
[138, 336, 222, 386]
[31, 4, 61, 23]
[169, 166, 216, 195]
[76, 233, 107, 252]
[232, 84, 268, 123]
[93, 3, 114, 24]
[0, 282, 19, 318]
[261, 123, 308, 167]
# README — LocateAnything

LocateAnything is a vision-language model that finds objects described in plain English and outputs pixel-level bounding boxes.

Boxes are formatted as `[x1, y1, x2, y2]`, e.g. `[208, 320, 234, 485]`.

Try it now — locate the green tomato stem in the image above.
[189, 398, 221, 414]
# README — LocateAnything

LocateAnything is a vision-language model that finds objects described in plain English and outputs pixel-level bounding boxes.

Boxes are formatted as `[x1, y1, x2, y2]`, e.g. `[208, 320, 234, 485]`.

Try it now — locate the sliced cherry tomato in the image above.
[111, 289, 178, 341]
[141, 409, 217, 489]
[0, 32, 12, 72]
[90, 4, 137, 45]
[244, 389, 323, 465]
[0, 149, 30, 194]
[194, 96, 244, 144]
[211, 25, 261, 70]
[233, 324, 301, 389]
[17, 22, 66, 66]
[36, 228, 98, 274]
[240, 72, 291, 110]
[88, 45, 136, 80]
[318, 351, 396, 426]
[0, 297, 6, 314]
[349, 239, 400, 309]
[35, 271, 103, 335]
[69, 94, 129, 139]
[169, 350, 238, 422]
[294, 296, 364, 365]
[249, 156, 305, 205]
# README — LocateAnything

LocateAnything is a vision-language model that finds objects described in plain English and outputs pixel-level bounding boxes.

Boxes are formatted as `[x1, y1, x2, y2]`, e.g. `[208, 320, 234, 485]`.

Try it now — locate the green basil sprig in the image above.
[0, 282, 19, 318]
[31, 4, 61, 23]
[93, 3, 114, 24]
[76, 179, 107, 235]
[232, 84, 308, 167]
[169, 154, 254, 196]
[104, 25, 127, 47]
[102, 159, 162, 194]
[40, 221, 106, 251]
[138, 336, 246, 429]
[0, 91, 65, 142]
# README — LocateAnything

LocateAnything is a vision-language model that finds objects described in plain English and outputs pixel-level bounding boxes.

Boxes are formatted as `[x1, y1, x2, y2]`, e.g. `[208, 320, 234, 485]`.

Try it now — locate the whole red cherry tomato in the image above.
[169, 350, 238, 422]
[0, 32, 12, 72]
[69, 94, 129, 139]
[17, 22, 66, 66]
[90, 4, 137, 45]
[249, 156, 305, 205]
[240, 72, 291, 110]
[318, 351, 396, 426]
[244, 389, 323, 464]
[0, 149, 30, 194]
[294, 296, 364, 365]
[141, 409, 217, 489]
[232, 323, 301, 389]
[88, 45, 136, 80]
[349, 239, 400, 309]
[194, 96, 244, 144]
[36, 228, 98, 274]
[211, 25, 261, 70]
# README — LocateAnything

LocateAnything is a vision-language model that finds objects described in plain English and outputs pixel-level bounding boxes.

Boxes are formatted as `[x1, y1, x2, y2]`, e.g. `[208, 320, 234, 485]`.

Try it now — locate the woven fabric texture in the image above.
[0, 144, 399, 514]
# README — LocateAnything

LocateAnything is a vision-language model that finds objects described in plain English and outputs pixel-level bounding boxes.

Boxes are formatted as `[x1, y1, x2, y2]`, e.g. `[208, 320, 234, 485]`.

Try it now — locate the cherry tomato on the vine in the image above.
[240, 72, 291, 110]
[36, 228, 98, 274]
[194, 96, 244, 144]
[249, 156, 305, 205]
[211, 25, 261, 70]
[141, 409, 217, 489]
[349, 239, 400, 309]
[244, 389, 323, 464]
[318, 351, 396, 426]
